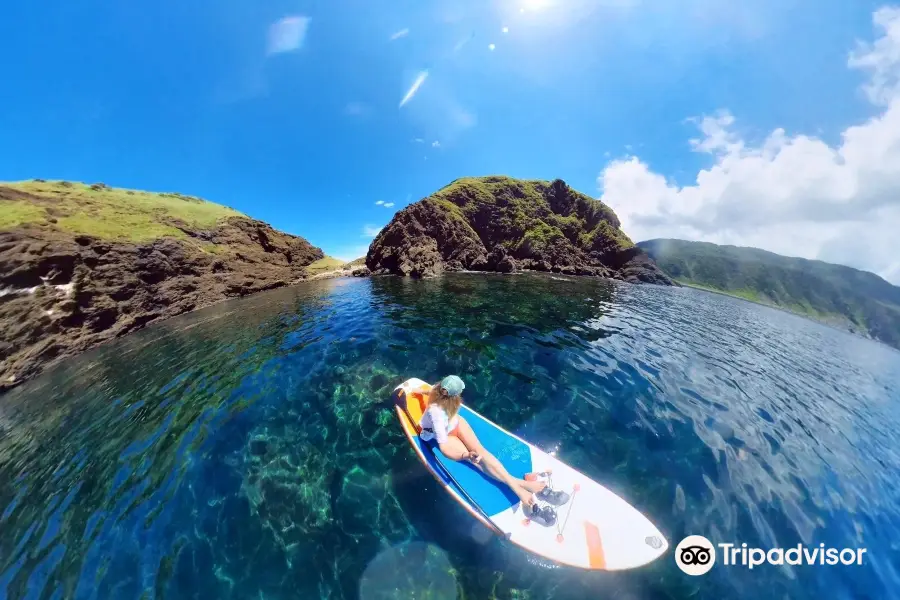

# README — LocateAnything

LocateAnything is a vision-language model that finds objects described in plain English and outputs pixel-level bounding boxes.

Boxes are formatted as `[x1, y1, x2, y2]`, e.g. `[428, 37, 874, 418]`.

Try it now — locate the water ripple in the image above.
[0, 274, 898, 599]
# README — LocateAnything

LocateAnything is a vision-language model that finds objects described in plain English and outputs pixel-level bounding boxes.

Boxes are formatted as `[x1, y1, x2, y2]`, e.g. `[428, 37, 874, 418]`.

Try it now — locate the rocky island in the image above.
[1, 175, 672, 391]
[1, 180, 324, 391]
[366, 176, 672, 284]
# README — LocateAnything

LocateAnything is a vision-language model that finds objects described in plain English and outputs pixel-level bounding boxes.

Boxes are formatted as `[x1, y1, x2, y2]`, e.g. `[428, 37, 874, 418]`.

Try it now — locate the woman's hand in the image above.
[463, 450, 482, 465]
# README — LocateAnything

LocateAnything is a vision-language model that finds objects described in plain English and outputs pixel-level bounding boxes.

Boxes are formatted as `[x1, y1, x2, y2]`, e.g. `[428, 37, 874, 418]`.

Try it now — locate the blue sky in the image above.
[2, 0, 898, 278]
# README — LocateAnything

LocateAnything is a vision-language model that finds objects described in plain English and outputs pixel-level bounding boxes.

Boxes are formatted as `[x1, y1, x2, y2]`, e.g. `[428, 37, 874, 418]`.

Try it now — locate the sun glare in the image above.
[522, 0, 552, 11]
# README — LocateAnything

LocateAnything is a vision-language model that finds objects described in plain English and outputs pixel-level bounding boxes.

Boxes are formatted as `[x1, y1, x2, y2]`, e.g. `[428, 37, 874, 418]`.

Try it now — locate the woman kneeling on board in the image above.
[420, 375, 568, 525]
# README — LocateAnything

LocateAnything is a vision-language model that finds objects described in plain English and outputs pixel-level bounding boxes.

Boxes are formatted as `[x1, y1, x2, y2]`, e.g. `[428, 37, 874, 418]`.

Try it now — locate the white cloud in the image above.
[375, 200, 384, 205]
[488, 43, 496, 51]
[362, 224, 383, 238]
[266, 16, 310, 55]
[597, 6, 900, 284]
[413, 138, 425, 143]
[432, 140, 441, 148]
[384, 202, 395, 208]
[849, 7, 900, 106]
[390, 28, 410, 41]
[687, 111, 742, 154]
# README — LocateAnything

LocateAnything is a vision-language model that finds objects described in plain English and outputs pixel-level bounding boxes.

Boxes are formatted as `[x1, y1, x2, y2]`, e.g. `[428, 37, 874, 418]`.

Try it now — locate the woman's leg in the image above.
[436, 436, 471, 461]
[454, 417, 545, 505]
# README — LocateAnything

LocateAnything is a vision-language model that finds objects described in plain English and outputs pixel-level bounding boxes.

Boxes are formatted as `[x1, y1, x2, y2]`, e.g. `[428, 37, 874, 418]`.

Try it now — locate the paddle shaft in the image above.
[397, 401, 509, 538]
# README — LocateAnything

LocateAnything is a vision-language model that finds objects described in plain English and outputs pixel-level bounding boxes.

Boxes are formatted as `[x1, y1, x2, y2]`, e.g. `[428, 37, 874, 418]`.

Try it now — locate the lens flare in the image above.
[399, 71, 429, 108]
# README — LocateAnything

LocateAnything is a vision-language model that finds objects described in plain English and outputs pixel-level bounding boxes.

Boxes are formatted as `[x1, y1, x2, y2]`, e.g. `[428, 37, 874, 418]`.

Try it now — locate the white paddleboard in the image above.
[394, 378, 669, 571]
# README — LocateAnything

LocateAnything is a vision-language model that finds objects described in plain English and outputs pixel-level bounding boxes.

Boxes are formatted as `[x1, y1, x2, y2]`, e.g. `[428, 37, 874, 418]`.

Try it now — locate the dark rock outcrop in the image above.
[1, 215, 323, 391]
[365, 201, 485, 277]
[366, 176, 672, 285]
[485, 246, 517, 273]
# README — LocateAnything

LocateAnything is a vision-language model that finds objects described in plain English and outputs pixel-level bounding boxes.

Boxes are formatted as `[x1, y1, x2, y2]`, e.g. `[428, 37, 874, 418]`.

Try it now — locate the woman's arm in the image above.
[430, 407, 477, 461]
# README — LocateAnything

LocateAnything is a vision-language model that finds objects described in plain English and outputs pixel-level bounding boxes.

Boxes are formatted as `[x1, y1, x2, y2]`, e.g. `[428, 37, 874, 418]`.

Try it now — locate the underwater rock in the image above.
[243, 435, 334, 552]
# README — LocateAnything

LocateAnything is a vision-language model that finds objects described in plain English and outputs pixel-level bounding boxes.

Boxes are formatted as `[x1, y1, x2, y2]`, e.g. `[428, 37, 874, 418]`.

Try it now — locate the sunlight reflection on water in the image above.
[0, 274, 898, 599]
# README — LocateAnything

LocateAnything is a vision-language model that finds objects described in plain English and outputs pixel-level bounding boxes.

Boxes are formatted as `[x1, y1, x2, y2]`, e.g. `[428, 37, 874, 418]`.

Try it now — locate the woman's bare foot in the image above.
[513, 486, 536, 507]
[521, 479, 547, 494]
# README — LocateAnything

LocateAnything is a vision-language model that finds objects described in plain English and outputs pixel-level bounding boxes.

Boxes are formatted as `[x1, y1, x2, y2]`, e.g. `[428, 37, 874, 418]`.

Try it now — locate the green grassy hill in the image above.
[639, 238, 900, 349]
[367, 176, 670, 283]
[1, 179, 245, 242]
[1, 178, 324, 391]
[306, 256, 347, 275]
[429, 176, 634, 256]
[305, 257, 368, 275]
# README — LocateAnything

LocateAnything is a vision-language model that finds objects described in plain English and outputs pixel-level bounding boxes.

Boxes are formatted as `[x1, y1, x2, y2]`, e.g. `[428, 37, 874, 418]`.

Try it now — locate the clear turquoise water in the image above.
[1, 273, 899, 599]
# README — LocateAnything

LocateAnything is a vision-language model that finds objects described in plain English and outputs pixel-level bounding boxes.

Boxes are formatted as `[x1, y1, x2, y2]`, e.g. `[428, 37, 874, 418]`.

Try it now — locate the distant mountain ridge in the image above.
[638, 238, 900, 349]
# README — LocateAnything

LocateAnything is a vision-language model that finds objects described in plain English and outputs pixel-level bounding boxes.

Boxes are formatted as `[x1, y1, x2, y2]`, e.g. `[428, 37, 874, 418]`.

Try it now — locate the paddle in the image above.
[393, 387, 511, 539]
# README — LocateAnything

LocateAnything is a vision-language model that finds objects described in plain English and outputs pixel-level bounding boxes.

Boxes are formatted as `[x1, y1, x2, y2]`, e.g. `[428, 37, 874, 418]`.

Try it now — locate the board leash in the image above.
[529, 470, 580, 542]
[555, 483, 579, 543]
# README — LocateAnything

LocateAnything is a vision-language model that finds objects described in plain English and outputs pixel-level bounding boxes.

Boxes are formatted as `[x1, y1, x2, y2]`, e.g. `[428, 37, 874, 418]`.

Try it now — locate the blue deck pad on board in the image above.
[413, 405, 533, 517]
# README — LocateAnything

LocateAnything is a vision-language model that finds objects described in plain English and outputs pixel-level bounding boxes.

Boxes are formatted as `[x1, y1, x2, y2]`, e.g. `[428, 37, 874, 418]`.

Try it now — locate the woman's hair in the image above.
[429, 383, 462, 419]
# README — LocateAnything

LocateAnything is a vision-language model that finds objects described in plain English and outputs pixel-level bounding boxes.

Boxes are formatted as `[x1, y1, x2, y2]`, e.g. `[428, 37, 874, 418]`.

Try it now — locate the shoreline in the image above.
[6, 272, 891, 394]
[2, 268, 366, 394]
[676, 280, 882, 343]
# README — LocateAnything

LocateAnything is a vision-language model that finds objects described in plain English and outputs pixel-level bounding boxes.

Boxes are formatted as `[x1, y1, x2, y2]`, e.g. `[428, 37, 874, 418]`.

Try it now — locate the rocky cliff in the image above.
[366, 176, 672, 284]
[1, 180, 323, 391]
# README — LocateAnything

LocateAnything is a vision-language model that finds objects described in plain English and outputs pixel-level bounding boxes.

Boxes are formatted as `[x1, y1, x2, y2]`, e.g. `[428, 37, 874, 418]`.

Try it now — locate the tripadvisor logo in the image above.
[675, 535, 716, 575]
[675, 535, 867, 575]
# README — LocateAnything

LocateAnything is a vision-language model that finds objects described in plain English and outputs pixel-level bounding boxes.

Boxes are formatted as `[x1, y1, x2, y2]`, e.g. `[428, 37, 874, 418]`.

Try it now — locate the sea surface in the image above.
[1, 273, 899, 600]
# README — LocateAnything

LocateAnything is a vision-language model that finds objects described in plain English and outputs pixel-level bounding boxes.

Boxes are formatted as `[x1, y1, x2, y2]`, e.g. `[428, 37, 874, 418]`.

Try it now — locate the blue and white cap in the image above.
[440, 375, 465, 396]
